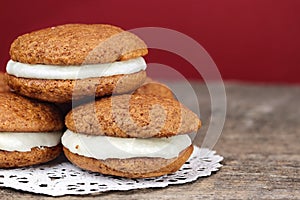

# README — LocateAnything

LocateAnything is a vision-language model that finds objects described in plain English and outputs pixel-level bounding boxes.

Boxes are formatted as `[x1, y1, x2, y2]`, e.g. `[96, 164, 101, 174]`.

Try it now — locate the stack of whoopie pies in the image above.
[3, 24, 201, 178]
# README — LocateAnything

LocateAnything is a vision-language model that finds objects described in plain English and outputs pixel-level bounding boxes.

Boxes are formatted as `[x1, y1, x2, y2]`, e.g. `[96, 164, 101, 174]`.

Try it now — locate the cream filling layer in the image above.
[6, 57, 146, 80]
[0, 132, 62, 152]
[61, 129, 192, 160]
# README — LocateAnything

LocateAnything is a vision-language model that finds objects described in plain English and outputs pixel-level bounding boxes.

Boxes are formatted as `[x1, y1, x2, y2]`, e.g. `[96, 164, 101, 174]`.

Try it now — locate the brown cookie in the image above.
[10, 24, 148, 65]
[63, 145, 193, 178]
[0, 145, 62, 168]
[7, 24, 148, 103]
[0, 72, 10, 93]
[134, 77, 174, 99]
[65, 94, 201, 138]
[0, 92, 63, 132]
[6, 70, 146, 103]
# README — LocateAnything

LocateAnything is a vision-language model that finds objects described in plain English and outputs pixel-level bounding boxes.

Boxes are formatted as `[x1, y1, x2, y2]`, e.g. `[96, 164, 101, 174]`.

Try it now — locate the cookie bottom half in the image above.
[6, 70, 146, 103]
[63, 145, 193, 178]
[0, 144, 62, 168]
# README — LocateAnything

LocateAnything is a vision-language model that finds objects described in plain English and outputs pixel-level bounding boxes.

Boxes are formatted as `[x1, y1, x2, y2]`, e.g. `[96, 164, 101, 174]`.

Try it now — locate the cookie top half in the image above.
[10, 24, 148, 65]
[0, 93, 64, 132]
[65, 94, 201, 138]
[134, 77, 174, 99]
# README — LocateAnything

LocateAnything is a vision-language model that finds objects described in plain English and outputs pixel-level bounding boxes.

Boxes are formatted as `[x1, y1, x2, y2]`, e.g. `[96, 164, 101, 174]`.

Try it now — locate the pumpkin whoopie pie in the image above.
[62, 94, 201, 178]
[0, 93, 64, 168]
[6, 24, 148, 103]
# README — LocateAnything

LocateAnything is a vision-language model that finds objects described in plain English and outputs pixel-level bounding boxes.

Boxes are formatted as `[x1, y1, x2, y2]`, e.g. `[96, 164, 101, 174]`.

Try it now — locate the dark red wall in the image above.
[1, 0, 299, 83]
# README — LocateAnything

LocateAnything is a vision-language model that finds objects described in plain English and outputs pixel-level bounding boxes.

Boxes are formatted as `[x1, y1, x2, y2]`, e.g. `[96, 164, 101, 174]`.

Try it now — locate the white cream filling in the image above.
[6, 57, 146, 80]
[0, 132, 62, 152]
[61, 129, 192, 160]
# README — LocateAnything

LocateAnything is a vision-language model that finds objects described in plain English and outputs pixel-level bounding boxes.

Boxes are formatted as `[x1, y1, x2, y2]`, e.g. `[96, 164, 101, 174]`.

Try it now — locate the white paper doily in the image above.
[0, 146, 223, 196]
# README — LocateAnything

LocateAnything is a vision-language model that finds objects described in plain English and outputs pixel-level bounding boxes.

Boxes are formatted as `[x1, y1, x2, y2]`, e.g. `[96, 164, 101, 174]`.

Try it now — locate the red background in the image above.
[1, 0, 299, 83]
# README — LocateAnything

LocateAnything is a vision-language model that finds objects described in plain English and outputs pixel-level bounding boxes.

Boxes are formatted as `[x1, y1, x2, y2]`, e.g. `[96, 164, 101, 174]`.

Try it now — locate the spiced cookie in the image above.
[0, 72, 10, 93]
[134, 77, 174, 99]
[6, 24, 148, 103]
[0, 93, 64, 168]
[65, 94, 201, 138]
[62, 94, 201, 178]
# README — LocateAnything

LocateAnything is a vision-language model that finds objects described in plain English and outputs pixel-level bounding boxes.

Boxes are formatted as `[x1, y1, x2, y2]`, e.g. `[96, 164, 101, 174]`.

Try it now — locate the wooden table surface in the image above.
[0, 82, 299, 199]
